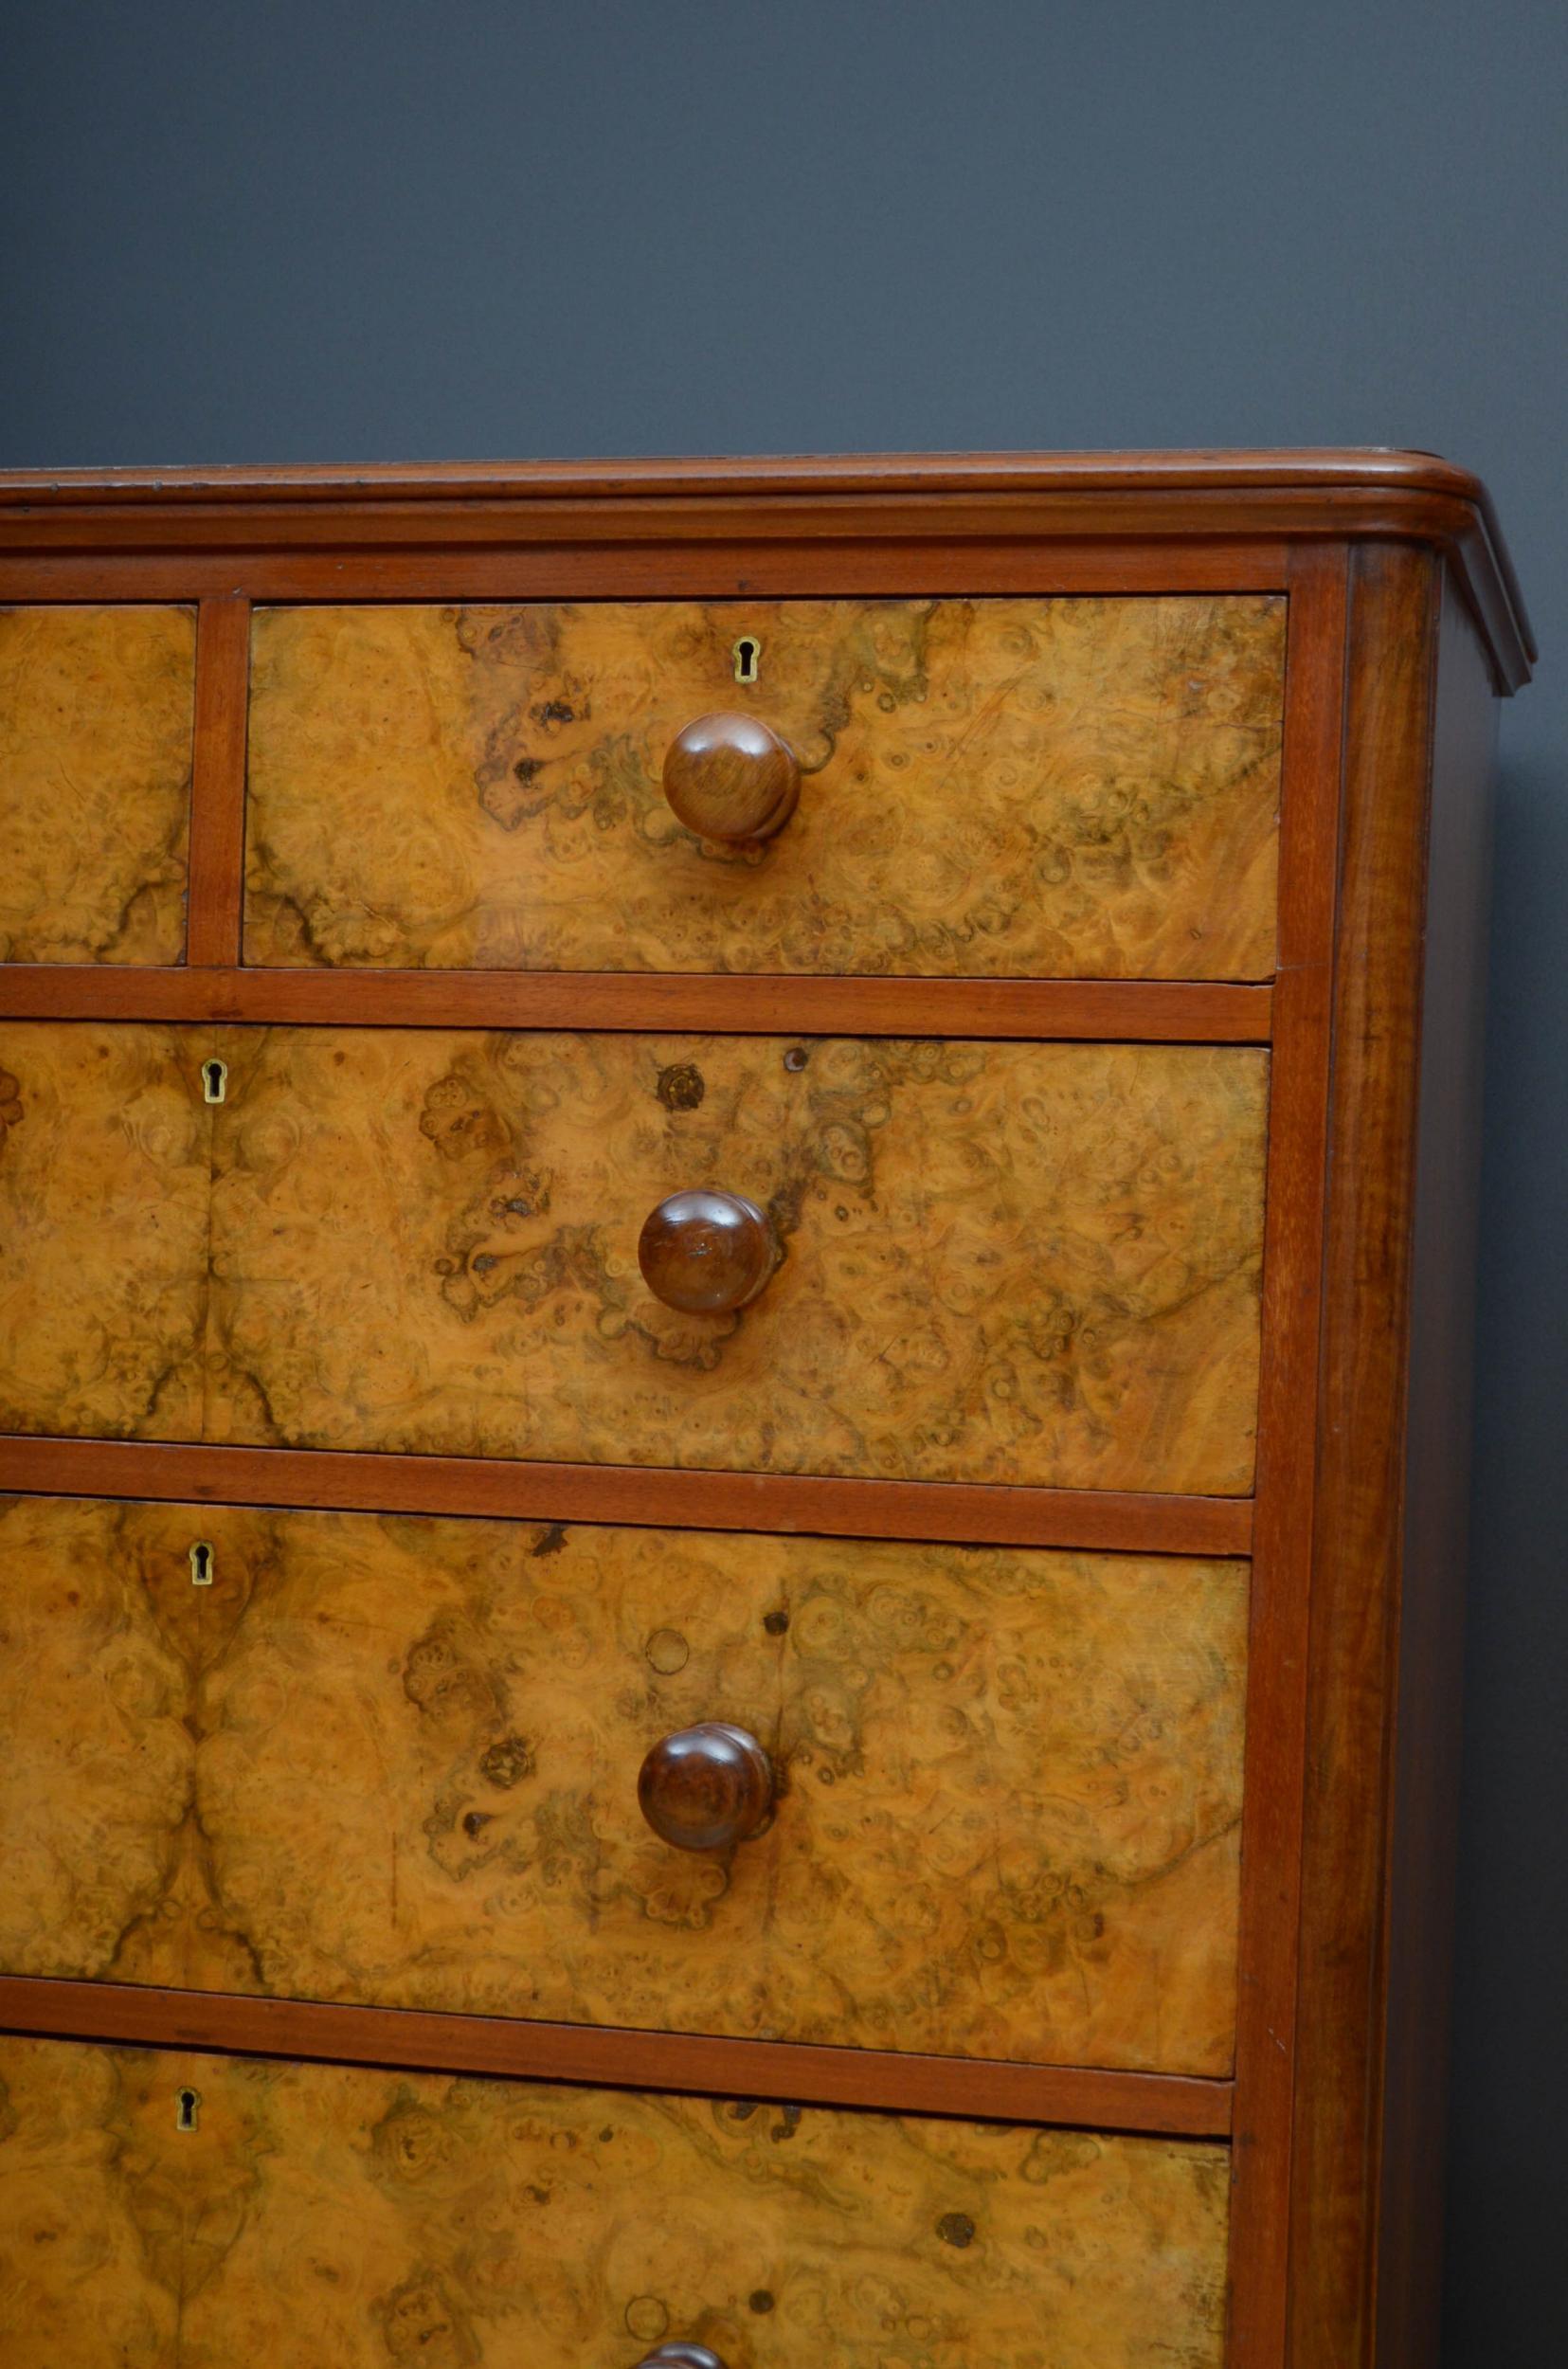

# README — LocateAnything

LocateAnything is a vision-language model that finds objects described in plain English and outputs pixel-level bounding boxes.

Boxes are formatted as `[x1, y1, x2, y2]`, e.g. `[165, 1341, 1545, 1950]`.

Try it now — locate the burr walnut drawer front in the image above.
[0, 602, 197, 964]
[0, 1022, 1269, 1492]
[0, 1495, 1247, 2076]
[0, 2036, 1231, 2368]
[243, 595, 1286, 978]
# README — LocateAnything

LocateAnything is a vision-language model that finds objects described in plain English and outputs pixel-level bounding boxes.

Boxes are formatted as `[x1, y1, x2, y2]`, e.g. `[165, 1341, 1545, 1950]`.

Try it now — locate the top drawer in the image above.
[0, 604, 196, 965]
[243, 596, 1286, 977]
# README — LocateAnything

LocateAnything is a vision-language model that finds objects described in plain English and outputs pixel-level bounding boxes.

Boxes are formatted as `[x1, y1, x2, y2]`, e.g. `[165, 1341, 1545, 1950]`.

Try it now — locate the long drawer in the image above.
[243, 595, 1286, 979]
[0, 1494, 1247, 2075]
[0, 1022, 1269, 1492]
[0, 2034, 1230, 2367]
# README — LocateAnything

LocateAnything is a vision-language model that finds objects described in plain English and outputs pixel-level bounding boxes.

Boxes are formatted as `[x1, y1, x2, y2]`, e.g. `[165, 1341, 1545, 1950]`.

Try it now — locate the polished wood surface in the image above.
[0, 1974, 1234, 2135]
[0, 539, 1291, 611]
[662, 711, 802, 842]
[243, 597, 1285, 977]
[0, 1496, 1247, 2074]
[639, 1191, 780, 1313]
[1284, 550, 1504, 2369]
[638, 1724, 777, 1852]
[1286, 545, 1440, 2369]
[0, 1433, 1256, 1554]
[0, 1022, 1266, 1489]
[185, 596, 250, 967]
[0, 2037, 178, 2362]
[0, 603, 195, 965]
[1376, 572, 1498, 2369]
[0, 456, 1528, 2369]
[199, 1027, 1267, 1490]
[0, 2034, 1232, 2367]
[0, 446, 1522, 506]
[0, 1022, 210, 1440]
[1222, 546, 1349, 2365]
[0, 450, 1533, 692]
[0, 960, 1276, 1040]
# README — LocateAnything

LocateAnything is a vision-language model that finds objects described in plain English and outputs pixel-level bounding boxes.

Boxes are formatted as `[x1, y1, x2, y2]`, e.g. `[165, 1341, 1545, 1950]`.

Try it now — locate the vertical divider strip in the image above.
[187, 595, 252, 967]
[1225, 544, 1349, 2367]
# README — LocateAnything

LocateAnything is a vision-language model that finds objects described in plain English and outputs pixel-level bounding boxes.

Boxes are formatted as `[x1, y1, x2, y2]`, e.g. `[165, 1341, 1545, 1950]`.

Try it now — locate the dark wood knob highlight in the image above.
[638, 1190, 778, 1314]
[662, 712, 801, 841]
[634, 2349, 729, 2369]
[638, 1723, 774, 1853]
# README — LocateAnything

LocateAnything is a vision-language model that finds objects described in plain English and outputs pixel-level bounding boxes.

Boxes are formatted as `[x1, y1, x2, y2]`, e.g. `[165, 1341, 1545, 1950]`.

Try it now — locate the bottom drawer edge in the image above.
[0, 2033, 1230, 2367]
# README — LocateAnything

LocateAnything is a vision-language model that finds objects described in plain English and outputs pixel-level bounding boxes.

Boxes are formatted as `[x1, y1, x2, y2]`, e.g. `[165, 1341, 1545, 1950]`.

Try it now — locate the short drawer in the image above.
[243, 595, 1286, 979]
[0, 1022, 1269, 1493]
[0, 603, 195, 964]
[0, 2036, 1230, 2366]
[0, 1495, 1247, 2075]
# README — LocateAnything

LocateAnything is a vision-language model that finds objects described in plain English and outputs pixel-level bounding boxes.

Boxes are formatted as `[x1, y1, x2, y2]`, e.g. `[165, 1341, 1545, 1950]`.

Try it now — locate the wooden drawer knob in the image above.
[638, 1190, 778, 1313]
[638, 1723, 774, 1853]
[662, 712, 801, 841]
[635, 2349, 729, 2368]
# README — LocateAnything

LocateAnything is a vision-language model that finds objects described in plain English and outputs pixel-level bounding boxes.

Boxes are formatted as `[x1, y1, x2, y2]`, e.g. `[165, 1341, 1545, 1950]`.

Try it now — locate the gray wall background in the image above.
[2, 4, 1562, 2355]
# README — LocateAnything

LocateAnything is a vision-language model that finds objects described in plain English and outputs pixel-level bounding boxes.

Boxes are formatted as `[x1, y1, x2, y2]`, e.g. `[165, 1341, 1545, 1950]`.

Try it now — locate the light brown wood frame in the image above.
[0, 453, 1532, 2369]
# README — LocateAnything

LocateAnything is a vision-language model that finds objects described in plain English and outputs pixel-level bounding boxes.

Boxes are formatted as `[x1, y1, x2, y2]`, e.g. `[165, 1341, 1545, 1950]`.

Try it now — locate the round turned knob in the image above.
[662, 712, 801, 841]
[638, 1190, 778, 1314]
[639, 1723, 774, 1853]
[635, 2347, 728, 2368]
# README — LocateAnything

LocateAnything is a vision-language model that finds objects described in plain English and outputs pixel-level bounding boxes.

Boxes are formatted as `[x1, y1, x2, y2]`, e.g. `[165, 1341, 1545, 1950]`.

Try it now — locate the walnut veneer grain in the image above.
[0, 1496, 1247, 2076]
[0, 451, 1532, 2369]
[0, 1022, 209, 1440]
[204, 1028, 1268, 1492]
[0, 604, 195, 965]
[243, 597, 1284, 979]
[0, 2034, 1231, 2368]
[0, 1022, 1267, 1492]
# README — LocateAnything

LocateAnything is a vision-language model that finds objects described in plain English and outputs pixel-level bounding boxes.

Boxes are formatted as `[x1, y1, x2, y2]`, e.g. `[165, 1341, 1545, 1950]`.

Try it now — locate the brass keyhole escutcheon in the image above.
[175, 2088, 201, 2132]
[202, 1058, 227, 1105]
[731, 634, 762, 684]
[189, 1541, 214, 1586]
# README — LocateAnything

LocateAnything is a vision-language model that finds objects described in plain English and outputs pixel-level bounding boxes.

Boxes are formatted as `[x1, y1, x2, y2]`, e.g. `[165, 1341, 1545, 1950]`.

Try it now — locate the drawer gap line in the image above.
[0, 1978, 1235, 2140]
[0, 966, 1275, 1041]
[0, 1438, 1255, 1556]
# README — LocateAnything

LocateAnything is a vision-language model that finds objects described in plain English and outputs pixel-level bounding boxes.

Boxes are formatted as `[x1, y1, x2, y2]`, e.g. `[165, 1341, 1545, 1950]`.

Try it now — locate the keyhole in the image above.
[189, 1541, 214, 1586]
[175, 2088, 201, 2132]
[732, 635, 761, 684]
[202, 1058, 227, 1105]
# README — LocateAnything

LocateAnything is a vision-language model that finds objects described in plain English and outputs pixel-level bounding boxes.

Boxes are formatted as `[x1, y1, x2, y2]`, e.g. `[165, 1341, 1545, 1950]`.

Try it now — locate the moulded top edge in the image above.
[0, 446, 1534, 685]
[0, 445, 1508, 504]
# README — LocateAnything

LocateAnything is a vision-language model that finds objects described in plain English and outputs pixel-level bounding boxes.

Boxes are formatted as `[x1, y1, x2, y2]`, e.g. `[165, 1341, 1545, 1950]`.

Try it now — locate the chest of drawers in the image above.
[0, 451, 1533, 2367]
